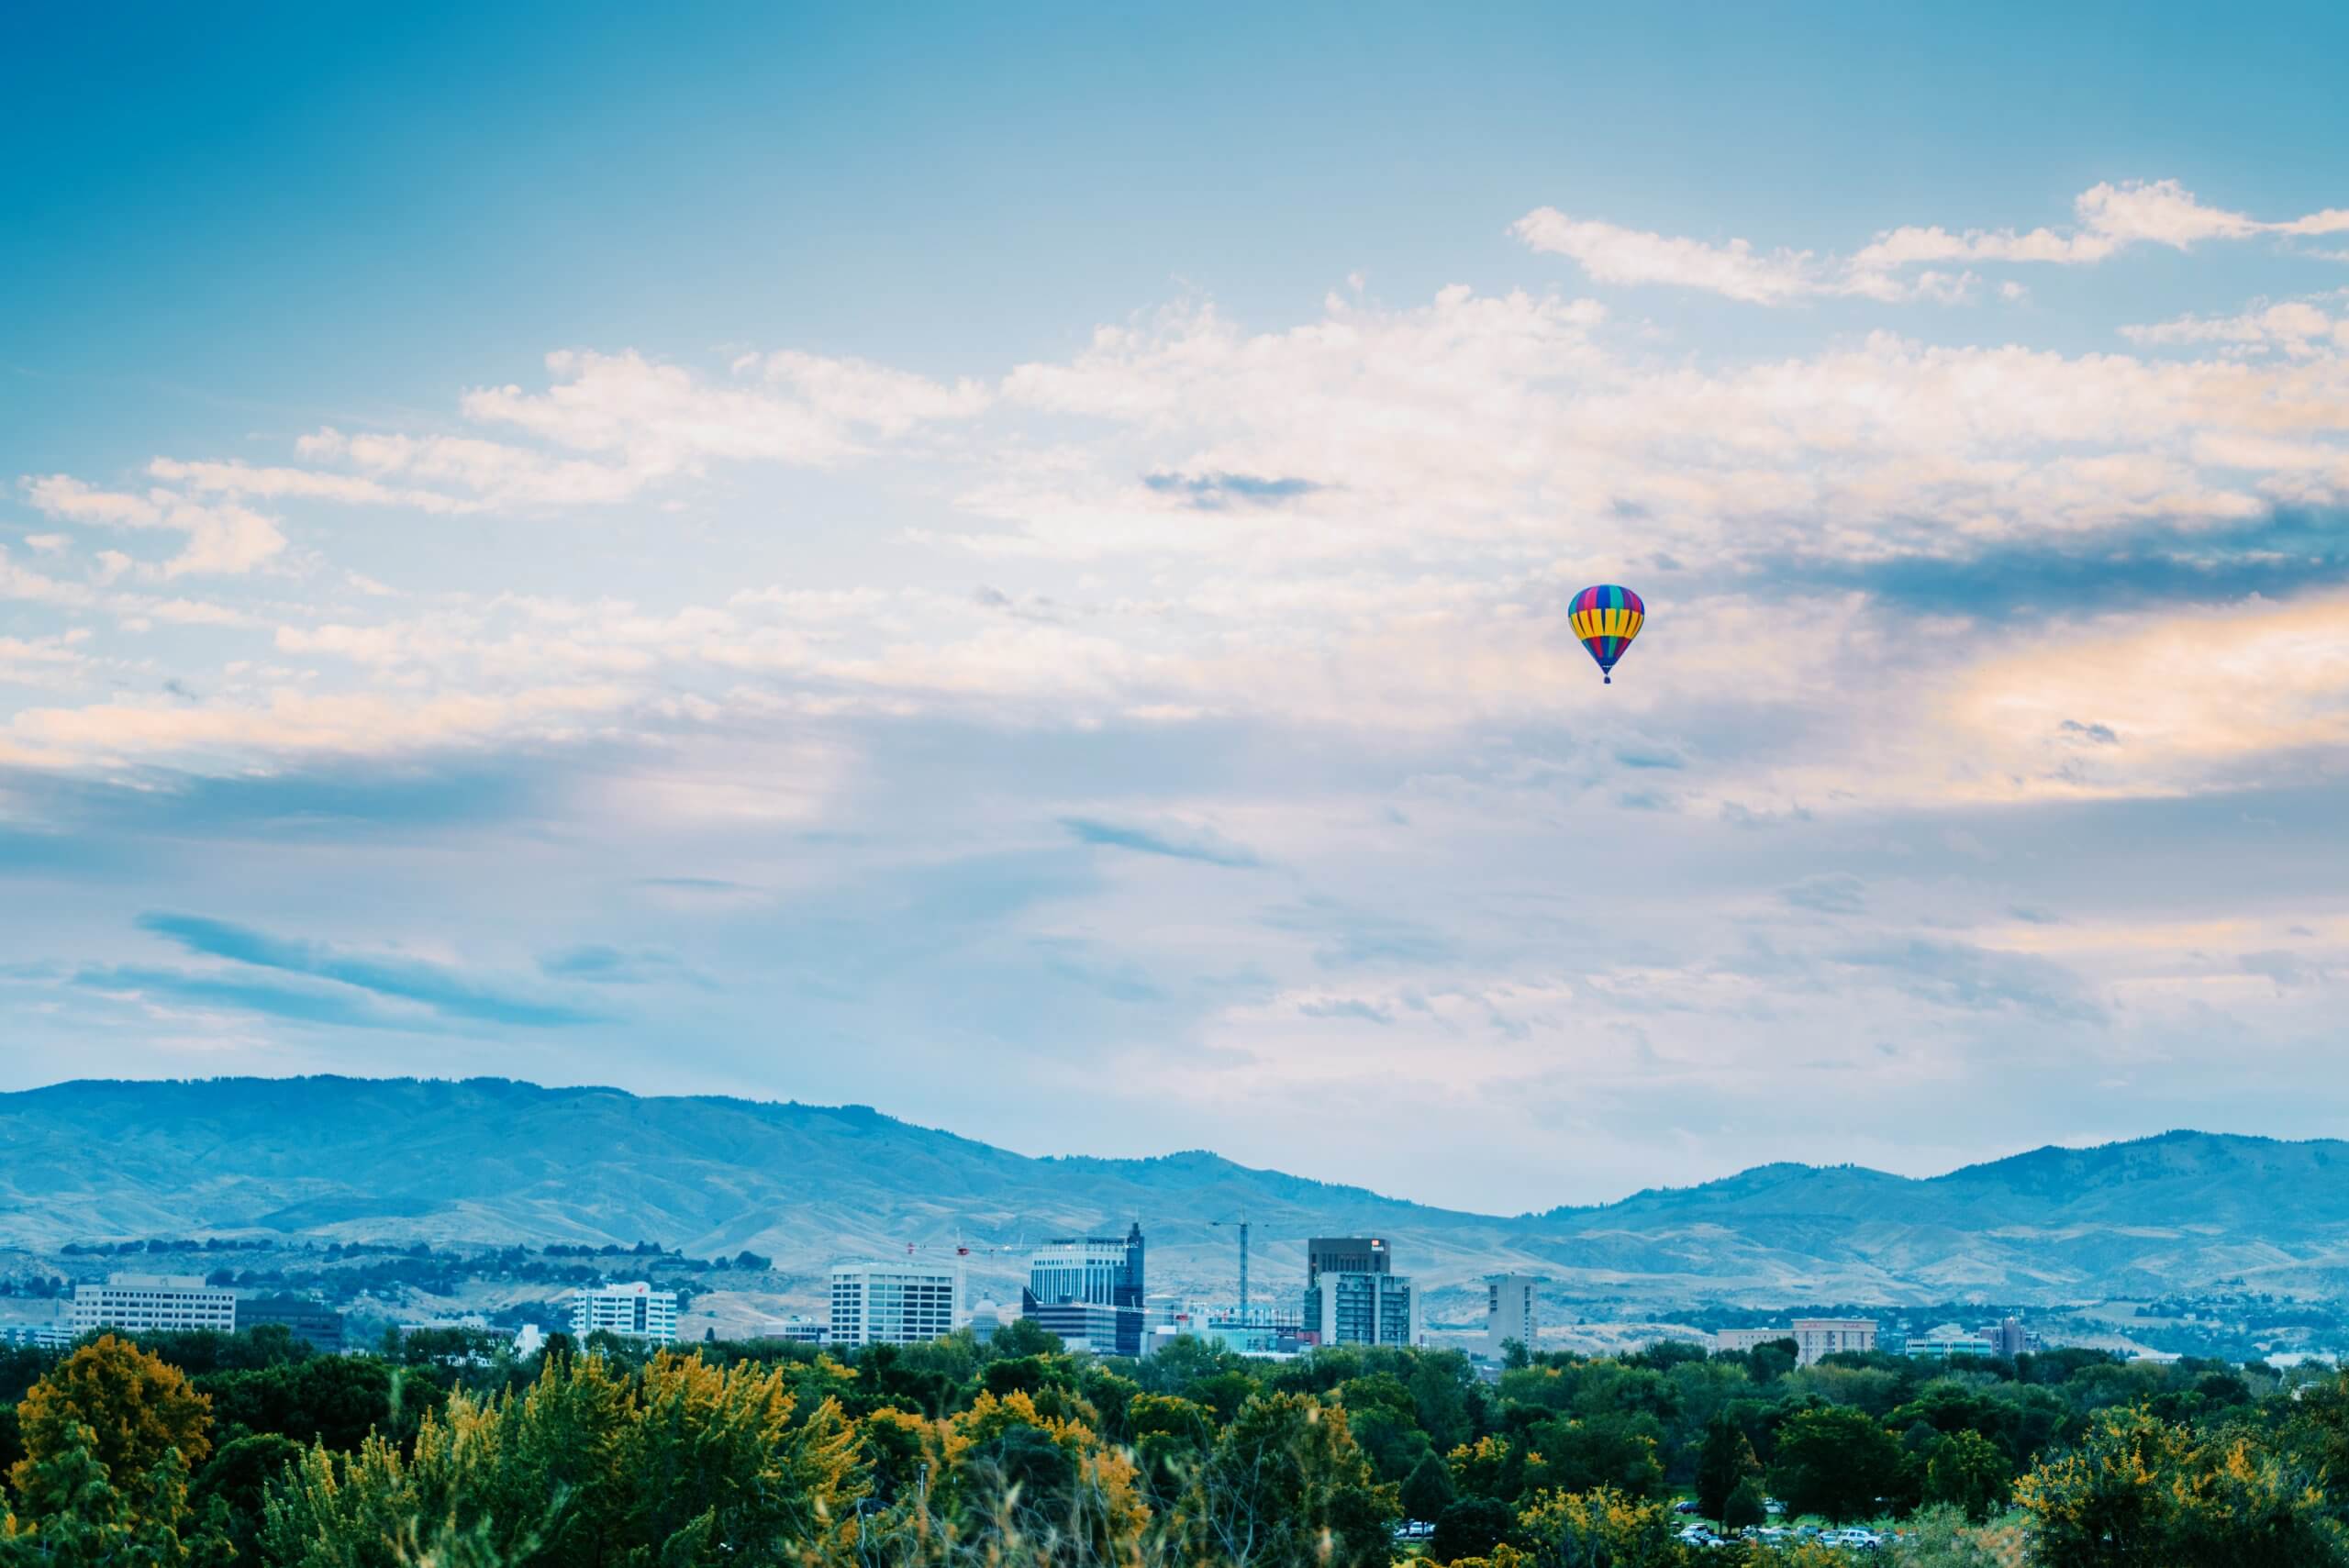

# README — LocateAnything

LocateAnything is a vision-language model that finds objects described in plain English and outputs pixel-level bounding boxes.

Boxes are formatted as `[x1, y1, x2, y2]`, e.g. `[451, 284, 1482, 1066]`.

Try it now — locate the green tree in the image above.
[1694, 1411, 1761, 1520]
[1922, 1429, 2009, 1524]
[1128, 1392, 1217, 1509]
[1431, 1496, 1515, 1562]
[197, 1355, 393, 1451]
[1409, 1351, 1480, 1454]
[0, 1419, 228, 1568]
[1350, 1403, 1436, 1491]
[1175, 1391, 1398, 1568]
[1769, 1404, 1903, 1525]
[985, 1318, 1063, 1360]
[1747, 1339, 1798, 1385]
[1525, 1412, 1666, 1500]
[1403, 1447, 1456, 1524]
[190, 1431, 304, 1562]
[1722, 1477, 1767, 1531]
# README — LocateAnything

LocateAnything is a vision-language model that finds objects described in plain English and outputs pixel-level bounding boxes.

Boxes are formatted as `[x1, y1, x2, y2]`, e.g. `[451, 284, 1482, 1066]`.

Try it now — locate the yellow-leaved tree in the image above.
[260, 1350, 867, 1567]
[942, 1387, 1150, 1566]
[1511, 1485, 1680, 1568]
[10, 1334, 213, 1502]
[2012, 1403, 2349, 1568]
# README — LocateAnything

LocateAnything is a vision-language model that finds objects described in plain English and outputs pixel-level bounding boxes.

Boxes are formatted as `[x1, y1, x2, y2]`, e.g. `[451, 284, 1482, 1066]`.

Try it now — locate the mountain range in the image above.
[4, 1076, 2346, 1310]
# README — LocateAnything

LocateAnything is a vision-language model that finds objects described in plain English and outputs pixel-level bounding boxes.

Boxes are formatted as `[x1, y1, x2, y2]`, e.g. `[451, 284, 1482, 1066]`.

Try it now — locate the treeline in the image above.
[1, 1322, 2345, 1565]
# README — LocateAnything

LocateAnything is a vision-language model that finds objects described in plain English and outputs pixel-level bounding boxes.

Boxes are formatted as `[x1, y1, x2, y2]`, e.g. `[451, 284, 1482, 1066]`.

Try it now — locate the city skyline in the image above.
[6, 6, 2349, 1214]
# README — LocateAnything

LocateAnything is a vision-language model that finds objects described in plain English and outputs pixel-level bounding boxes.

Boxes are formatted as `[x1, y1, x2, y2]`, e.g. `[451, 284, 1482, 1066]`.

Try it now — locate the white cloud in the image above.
[1521, 180, 2349, 306]
[117, 595, 255, 628]
[22, 475, 285, 576]
[250, 348, 994, 514]
[457, 347, 985, 481]
[296, 427, 644, 508]
[10, 221, 2349, 799]
[0, 546, 95, 606]
[6, 682, 631, 765]
[2122, 298, 2349, 358]
[740, 349, 993, 433]
[147, 457, 477, 514]
[1509, 211, 1825, 305]
[23, 474, 162, 527]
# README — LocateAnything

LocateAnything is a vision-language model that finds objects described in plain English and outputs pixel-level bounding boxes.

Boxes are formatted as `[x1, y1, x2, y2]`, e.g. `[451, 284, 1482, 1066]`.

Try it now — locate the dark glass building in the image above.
[1019, 1222, 1145, 1355]
[239, 1294, 346, 1354]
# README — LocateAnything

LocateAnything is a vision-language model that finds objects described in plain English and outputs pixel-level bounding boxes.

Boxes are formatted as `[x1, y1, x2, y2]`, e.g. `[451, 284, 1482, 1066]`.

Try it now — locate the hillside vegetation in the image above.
[6, 1077, 2349, 1304]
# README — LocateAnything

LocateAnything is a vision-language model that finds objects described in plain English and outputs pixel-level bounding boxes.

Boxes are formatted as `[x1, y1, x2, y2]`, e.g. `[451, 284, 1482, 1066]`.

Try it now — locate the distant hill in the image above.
[5, 1077, 2348, 1309]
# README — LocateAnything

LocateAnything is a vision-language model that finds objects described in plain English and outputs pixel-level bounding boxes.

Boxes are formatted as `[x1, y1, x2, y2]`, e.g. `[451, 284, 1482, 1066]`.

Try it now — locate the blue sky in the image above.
[6, 5, 2349, 1211]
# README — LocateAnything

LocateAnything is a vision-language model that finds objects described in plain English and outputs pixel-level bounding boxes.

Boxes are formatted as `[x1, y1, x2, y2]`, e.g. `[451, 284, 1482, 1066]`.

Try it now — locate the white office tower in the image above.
[568, 1282, 679, 1344]
[829, 1261, 960, 1346]
[1485, 1273, 1542, 1357]
[72, 1274, 236, 1335]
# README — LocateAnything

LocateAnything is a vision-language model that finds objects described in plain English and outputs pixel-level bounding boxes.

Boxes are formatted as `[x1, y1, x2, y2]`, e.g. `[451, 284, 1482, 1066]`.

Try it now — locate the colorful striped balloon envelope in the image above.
[1569, 584, 1644, 684]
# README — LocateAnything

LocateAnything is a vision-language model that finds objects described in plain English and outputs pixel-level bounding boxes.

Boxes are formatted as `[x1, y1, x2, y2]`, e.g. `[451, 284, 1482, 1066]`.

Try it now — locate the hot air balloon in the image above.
[1570, 584, 1644, 684]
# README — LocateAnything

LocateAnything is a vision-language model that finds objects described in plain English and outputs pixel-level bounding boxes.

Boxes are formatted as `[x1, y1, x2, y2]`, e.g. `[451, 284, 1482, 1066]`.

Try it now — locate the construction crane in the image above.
[1210, 1214, 1250, 1319]
[897, 1229, 1028, 1260]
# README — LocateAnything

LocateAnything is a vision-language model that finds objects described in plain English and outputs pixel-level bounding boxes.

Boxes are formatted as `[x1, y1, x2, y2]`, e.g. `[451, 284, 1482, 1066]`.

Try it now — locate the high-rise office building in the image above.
[569, 1282, 679, 1344]
[1020, 1223, 1146, 1356]
[830, 1262, 960, 1347]
[1991, 1317, 2038, 1357]
[1027, 1225, 1144, 1307]
[1485, 1273, 1541, 1357]
[71, 1274, 235, 1336]
[1302, 1237, 1419, 1347]
[1307, 1237, 1392, 1280]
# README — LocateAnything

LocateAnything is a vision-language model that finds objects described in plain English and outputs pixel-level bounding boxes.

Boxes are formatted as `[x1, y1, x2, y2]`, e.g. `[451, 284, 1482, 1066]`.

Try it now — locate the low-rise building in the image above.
[763, 1315, 827, 1346]
[0, 1323, 76, 1350]
[1909, 1325, 1992, 1362]
[569, 1282, 679, 1345]
[1022, 1298, 1138, 1356]
[239, 1294, 345, 1353]
[1201, 1312, 1312, 1357]
[1711, 1327, 1792, 1354]
[70, 1274, 235, 1336]
[1791, 1318, 1877, 1366]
